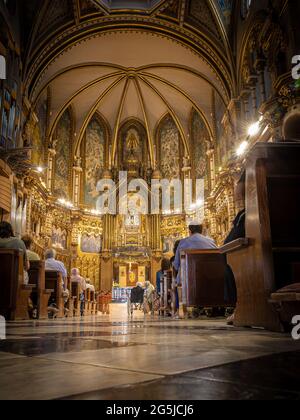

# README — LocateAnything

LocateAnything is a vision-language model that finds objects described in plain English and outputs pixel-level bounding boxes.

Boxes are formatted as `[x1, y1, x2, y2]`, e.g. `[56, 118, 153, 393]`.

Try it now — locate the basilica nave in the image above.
[1, 0, 300, 401]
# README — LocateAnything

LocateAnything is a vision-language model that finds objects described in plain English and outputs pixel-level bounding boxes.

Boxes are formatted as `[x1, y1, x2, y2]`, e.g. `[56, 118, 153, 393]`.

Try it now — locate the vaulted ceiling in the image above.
[22, 0, 235, 161]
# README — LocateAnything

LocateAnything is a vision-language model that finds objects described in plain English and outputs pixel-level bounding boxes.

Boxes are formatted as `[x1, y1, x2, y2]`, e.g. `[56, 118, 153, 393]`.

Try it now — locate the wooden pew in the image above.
[65, 277, 74, 318]
[85, 288, 91, 315]
[90, 290, 97, 315]
[270, 283, 300, 331]
[180, 249, 228, 310]
[160, 270, 173, 316]
[45, 271, 64, 318]
[71, 282, 81, 317]
[28, 261, 52, 319]
[223, 142, 300, 332]
[0, 249, 34, 321]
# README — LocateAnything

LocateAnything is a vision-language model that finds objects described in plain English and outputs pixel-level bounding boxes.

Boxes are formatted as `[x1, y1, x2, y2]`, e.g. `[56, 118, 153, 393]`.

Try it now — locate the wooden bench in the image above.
[84, 289, 90, 315]
[90, 290, 97, 315]
[180, 249, 228, 310]
[71, 282, 81, 317]
[65, 277, 74, 318]
[270, 283, 300, 331]
[222, 143, 300, 332]
[0, 249, 34, 320]
[45, 271, 64, 318]
[28, 260, 52, 319]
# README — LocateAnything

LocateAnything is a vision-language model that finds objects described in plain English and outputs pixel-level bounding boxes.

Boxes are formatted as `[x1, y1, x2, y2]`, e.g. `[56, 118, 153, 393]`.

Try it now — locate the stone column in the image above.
[149, 214, 162, 285]
[100, 214, 115, 291]
[206, 149, 215, 190]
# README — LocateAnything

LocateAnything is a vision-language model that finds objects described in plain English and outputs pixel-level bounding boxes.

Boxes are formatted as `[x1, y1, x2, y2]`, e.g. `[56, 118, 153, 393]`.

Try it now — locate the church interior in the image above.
[0, 0, 300, 401]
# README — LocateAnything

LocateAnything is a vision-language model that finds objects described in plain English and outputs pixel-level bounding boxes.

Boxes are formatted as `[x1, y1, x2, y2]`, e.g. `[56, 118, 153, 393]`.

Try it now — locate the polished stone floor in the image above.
[0, 304, 300, 400]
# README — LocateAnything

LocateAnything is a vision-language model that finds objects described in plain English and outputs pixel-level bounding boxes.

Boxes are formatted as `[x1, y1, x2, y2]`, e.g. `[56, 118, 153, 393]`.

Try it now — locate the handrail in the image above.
[220, 238, 250, 254]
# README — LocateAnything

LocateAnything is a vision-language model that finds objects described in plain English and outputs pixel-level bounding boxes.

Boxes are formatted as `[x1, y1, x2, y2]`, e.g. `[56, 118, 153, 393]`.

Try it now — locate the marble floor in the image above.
[0, 304, 300, 400]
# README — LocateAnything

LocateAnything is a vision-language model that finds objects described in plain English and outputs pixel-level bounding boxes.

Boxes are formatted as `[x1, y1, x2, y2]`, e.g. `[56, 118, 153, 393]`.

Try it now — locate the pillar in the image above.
[72, 157, 83, 207]
[46, 147, 56, 191]
[100, 214, 115, 290]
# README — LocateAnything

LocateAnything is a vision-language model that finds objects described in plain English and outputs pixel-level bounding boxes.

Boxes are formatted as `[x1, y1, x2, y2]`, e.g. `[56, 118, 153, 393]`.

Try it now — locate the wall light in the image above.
[248, 121, 261, 137]
[236, 141, 249, 157]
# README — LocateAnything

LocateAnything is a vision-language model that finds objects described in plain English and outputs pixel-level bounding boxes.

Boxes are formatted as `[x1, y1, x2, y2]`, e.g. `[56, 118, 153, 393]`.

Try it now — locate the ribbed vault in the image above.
[32, 31, 229, 167]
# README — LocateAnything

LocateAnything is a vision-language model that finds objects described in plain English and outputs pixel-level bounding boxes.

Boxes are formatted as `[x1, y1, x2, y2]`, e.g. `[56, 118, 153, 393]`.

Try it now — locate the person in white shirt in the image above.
[173, 221, 217, 285]
[45, 249, 68, 289]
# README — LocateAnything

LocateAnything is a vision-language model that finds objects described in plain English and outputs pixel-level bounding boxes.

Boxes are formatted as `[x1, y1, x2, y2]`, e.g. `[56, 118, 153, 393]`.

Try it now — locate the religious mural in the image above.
[84, 117, 106, 206]
[119, 121, 147, 177]
[81, 233, 102, 254]
[191, 110, 209, 179]
[54, 109, 71, 198]
[31, 98, 47, 166]
[158, 115, 180, 180]
[52, 226, 67, 250]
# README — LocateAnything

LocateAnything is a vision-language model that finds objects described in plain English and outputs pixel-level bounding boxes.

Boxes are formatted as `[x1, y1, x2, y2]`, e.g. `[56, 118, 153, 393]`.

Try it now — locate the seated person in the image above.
[224, 175, 246, 324]
[145, 281, 155, 313]
[131, 282, 145, 305]
[71, 268, 86, 293]
[173, 221, 217, 284]
[225, 173, 246, 245]
[156, 258, 171, 295]
[45, 248, 67, 289]
[0, 221, 30, 283]
[22, 235, 40, 261]
[86, 279, 95, 292]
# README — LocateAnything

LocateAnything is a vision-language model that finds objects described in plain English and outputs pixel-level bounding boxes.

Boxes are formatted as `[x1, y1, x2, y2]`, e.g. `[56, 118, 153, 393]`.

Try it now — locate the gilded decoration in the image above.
[2, 0, 296, 292]
[191, 109, 210, 179]
[161, 215, 187, 254]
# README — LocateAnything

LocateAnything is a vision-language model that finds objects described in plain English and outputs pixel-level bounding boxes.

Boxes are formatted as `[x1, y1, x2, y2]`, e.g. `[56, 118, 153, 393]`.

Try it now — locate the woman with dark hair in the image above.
[0, 222, 30, 276]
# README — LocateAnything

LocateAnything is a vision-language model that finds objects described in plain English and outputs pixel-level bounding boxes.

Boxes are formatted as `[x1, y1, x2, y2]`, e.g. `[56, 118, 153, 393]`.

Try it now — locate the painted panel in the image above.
[84, 118, 105, 206]
[159, 115, 180, 180]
